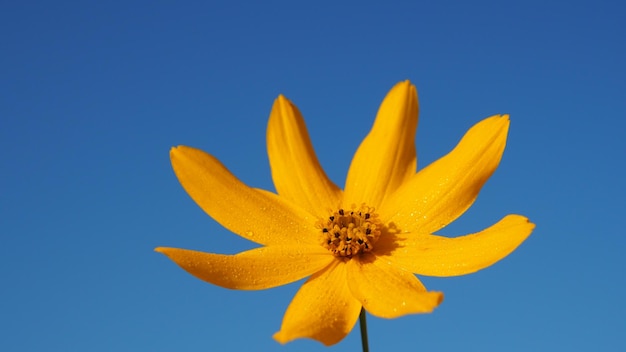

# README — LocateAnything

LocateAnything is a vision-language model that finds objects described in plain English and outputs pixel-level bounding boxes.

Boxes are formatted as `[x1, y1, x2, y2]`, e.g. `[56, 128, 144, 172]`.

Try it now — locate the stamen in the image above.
[316, 204, 382, 258]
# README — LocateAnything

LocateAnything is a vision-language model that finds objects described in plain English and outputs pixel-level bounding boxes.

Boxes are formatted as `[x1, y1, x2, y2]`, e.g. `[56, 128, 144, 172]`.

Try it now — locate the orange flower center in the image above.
[317, 204, 382, 258]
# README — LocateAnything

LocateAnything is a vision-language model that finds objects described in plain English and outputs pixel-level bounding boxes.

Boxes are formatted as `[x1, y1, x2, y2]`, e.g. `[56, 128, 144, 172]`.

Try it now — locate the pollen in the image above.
[317, 204, 382, 258]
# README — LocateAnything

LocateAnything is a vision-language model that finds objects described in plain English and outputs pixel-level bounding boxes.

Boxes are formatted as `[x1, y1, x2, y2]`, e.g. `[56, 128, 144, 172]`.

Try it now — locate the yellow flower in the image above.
[156, 81, 535, 346]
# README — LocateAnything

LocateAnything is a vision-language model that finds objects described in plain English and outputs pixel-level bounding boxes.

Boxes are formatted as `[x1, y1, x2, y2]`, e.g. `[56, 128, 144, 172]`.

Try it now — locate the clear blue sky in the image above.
[2, 1, 624, 351]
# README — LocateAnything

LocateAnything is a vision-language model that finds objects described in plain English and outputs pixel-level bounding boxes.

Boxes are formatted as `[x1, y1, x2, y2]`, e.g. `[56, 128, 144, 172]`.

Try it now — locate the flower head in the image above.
[156, 81, 534, 346]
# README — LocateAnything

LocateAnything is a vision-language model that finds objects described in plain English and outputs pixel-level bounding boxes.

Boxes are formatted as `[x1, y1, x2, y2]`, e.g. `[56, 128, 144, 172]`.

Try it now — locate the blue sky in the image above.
[1, 0, 624, 351]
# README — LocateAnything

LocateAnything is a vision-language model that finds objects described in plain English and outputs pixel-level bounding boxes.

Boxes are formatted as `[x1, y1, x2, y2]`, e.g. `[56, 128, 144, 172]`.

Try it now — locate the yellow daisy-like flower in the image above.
[156, 81, 535, 346]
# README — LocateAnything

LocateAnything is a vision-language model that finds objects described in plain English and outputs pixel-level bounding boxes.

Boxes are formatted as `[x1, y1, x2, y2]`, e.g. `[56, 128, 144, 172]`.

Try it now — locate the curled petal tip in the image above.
[170, 145, 187, 157]
[393, 79, 415, 91]
[435, 291, 445, 305]
[492, 114, 510, 125]
[523, 216, 536, 230]
[272, 95, 296, 115]
[417, 291, 445, 313]
[272, 332, 288, 345]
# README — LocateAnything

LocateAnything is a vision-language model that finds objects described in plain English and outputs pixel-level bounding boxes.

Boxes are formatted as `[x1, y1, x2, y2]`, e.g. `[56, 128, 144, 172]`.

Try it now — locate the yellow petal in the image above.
[346, 253, 443, 318]
[155, 245, 333, 290]
[386, 215, 535, 277]
[170, 146, 317, 246]
[273, 260, 361, 346]
[267, 96, 342, 217]
[344, 81, 418, 207]
[382, 115, 510, 234]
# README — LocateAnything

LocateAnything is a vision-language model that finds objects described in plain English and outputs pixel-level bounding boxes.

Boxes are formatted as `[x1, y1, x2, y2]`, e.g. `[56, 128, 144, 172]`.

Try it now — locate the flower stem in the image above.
[359, 307, 370, 352]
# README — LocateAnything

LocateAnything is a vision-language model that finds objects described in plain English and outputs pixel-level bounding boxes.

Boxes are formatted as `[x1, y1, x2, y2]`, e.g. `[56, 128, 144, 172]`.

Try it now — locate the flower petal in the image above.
[385, 215, 535, 277]
[267, 96, 342, 217]
[155, 245, 333, 290]
[344, 81, 418, 207]
[170, 146, 317, 246]
[273, 260, 361, 346]
[382, 115, 510, 234]
[346, 253, 443, 318]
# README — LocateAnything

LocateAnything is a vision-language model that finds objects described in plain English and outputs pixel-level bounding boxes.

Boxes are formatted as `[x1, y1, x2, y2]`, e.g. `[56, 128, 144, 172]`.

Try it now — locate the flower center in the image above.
[317, 204, 382, 258]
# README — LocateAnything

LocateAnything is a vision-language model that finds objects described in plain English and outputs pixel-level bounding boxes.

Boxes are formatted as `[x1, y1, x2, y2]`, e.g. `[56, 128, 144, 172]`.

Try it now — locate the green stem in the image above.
[359, 307, 370, 352]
